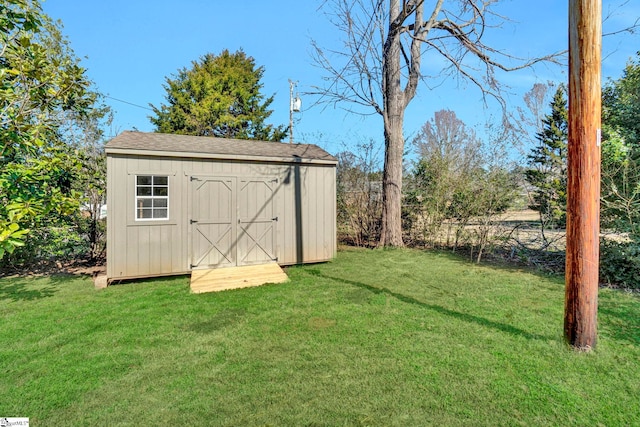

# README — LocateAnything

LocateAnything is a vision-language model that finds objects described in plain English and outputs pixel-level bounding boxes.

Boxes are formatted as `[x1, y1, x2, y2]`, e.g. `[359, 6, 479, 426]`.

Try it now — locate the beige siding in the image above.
[107, 154, 336, 280]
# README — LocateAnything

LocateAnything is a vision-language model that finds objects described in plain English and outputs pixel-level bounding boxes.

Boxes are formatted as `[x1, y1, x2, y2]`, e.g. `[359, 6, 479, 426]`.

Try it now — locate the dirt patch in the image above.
[496, 209, 541, 222]
[309, 317, 337, 329]
[0, 258, 106, 279]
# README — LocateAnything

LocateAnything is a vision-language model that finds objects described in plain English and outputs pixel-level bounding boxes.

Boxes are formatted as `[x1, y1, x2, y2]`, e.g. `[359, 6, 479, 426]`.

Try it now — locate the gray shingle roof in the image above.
[105, 131, 337, 164]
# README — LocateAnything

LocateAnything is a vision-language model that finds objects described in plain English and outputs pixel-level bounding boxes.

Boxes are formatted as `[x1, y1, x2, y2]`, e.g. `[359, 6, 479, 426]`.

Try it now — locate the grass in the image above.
[1, 247, 639, 426]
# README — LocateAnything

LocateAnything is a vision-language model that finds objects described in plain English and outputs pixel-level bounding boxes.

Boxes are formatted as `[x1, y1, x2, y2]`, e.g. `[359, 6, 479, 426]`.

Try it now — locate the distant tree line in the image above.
[336, 109, 518, 263]
[336, 52, 640, 288]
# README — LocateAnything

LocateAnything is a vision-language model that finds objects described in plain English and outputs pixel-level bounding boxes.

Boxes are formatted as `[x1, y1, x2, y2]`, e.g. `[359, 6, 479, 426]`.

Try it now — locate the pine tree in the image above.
[149, 50, 287, 141]
[525, 85, 568, 231]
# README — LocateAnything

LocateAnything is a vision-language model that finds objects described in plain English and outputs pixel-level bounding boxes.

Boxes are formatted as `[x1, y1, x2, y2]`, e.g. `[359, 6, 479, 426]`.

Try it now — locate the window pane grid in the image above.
[136, 175, 169, 220]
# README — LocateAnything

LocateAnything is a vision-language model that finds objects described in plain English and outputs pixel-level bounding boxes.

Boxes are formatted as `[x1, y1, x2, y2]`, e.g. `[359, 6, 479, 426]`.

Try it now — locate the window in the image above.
[135, 175, 168, 220]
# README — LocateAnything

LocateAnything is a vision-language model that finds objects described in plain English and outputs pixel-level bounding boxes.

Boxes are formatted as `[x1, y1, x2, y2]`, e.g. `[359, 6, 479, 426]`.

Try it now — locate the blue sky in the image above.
[42, 0, 639, 156]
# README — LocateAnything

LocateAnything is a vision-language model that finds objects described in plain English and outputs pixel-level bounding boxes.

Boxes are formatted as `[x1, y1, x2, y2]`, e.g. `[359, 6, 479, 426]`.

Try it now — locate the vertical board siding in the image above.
[107, 154, 336, 280]
[106, 155, 115, 278]
[303, 166, 314, 261]
[238, 177, 276, 265]
[107, 155, 131, 279]
[311, 167, 321, 261]
[279, 165, 293, 263]
[191, 177, 235, 268]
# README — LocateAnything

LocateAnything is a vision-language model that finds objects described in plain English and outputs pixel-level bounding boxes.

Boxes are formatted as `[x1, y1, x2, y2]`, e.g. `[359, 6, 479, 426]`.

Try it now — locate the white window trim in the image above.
[135, 175, 169, 221]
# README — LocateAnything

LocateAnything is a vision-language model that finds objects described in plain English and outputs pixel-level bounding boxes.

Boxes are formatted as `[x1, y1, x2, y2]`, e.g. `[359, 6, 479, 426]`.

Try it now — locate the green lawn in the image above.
[1, 247, 639, 426]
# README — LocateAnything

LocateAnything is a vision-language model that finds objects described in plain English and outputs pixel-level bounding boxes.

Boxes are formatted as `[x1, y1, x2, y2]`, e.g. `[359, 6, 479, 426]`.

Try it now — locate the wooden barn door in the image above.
[190, 177, 236, 269]
[237, 178, 278, 266]
[190, 175, 278, 269]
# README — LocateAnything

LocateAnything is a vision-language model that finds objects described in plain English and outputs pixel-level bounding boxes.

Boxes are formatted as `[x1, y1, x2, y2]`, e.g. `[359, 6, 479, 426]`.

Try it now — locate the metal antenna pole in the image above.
[289, 79, 295, 143]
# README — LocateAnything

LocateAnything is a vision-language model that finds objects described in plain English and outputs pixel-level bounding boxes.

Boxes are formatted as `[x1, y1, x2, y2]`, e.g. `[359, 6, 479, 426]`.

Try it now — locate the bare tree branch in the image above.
[603, 16, 640, 36]
[309, 0, 569, 246]
[603, 0, 640, 36]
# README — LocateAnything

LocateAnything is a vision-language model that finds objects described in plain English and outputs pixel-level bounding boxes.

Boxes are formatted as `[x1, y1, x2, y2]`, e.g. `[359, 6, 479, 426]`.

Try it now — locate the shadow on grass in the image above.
[417, 248, 566, 291]
[599, 296, 640, 345]
[188, 308, 247, 333]
[308, 269, 551, 341]
[107, 274, 190, 286]
[0, 275, 68, 302]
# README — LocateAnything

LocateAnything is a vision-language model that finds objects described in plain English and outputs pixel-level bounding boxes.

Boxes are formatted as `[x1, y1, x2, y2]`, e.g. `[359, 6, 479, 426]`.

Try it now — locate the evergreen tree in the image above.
[149, 50, 287, 141]
[603, 53, 640, 148]
[599, 53, 640, 288]
[525, 85, 568, 231]
[601, 53, 640, 233]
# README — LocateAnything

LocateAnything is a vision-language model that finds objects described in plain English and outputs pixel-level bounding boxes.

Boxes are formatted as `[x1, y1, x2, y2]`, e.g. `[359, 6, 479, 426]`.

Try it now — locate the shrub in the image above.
[1, 224, 89, 268]
[599, 237, 640, 289]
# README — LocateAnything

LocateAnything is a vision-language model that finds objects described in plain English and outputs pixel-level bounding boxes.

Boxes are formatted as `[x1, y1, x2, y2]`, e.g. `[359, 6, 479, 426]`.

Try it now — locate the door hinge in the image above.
[272, 216, 278, 221]
[190, 219, 198, 224]
[190, 176, 199, 181]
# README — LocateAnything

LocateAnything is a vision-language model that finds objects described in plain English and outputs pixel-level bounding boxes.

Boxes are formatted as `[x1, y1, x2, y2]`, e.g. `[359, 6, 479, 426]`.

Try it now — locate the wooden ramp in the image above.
[190, 263, 288, 293]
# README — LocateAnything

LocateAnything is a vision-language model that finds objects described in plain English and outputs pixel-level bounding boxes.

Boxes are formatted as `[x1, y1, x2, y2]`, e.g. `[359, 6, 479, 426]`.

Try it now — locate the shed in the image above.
[105, 131, 337, 282]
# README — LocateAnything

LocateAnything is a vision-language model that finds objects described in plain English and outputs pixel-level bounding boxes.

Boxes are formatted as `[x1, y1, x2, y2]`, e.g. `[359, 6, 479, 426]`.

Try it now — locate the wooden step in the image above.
[190, 263, 288, 293]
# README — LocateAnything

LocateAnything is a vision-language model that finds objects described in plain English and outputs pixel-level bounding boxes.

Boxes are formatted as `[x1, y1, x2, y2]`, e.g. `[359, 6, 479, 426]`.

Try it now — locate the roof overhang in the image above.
[105, 147, 338, 166]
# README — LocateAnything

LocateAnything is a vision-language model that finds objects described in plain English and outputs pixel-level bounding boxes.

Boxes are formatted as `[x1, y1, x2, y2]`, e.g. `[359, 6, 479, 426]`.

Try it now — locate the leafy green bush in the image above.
[600, 238, 640, 289]
[2, 225, 89, 267]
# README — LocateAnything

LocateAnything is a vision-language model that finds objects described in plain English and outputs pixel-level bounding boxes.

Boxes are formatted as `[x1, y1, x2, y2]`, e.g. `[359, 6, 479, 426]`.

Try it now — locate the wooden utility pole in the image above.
[565, 0, 602, 350]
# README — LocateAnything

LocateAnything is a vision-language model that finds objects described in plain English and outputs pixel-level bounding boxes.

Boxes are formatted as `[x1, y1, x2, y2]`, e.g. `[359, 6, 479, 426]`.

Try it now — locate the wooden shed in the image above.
[105, 131, 337, 282]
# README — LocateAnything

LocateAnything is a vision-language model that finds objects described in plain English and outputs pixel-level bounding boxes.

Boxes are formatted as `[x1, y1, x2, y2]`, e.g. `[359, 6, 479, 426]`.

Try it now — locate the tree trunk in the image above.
[565, 0, 601, 350]
[380, 110, 405, 246]
[379, 0, 407, 247]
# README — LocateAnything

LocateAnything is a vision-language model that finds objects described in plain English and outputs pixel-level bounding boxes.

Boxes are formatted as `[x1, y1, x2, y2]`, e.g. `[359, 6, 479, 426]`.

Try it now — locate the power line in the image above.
[106, 95, 154, 111]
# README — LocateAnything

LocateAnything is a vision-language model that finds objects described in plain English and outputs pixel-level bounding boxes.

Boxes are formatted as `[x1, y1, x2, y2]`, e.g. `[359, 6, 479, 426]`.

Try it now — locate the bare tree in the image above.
[406, 110, 485, 248]
[311, 0, 561, 247]
[405, 109, 517, 256]
[336, 139, 383, 247]
[514, 82, 557, 155]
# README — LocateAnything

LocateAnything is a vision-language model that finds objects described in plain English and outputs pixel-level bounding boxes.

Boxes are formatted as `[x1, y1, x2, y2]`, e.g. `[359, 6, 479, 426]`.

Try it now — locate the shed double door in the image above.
[190, 176, 278, 269]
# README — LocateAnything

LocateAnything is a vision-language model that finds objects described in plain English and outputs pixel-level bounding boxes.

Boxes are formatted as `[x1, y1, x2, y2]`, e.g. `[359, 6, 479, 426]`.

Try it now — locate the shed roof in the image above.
[105, 131, 337, 165]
